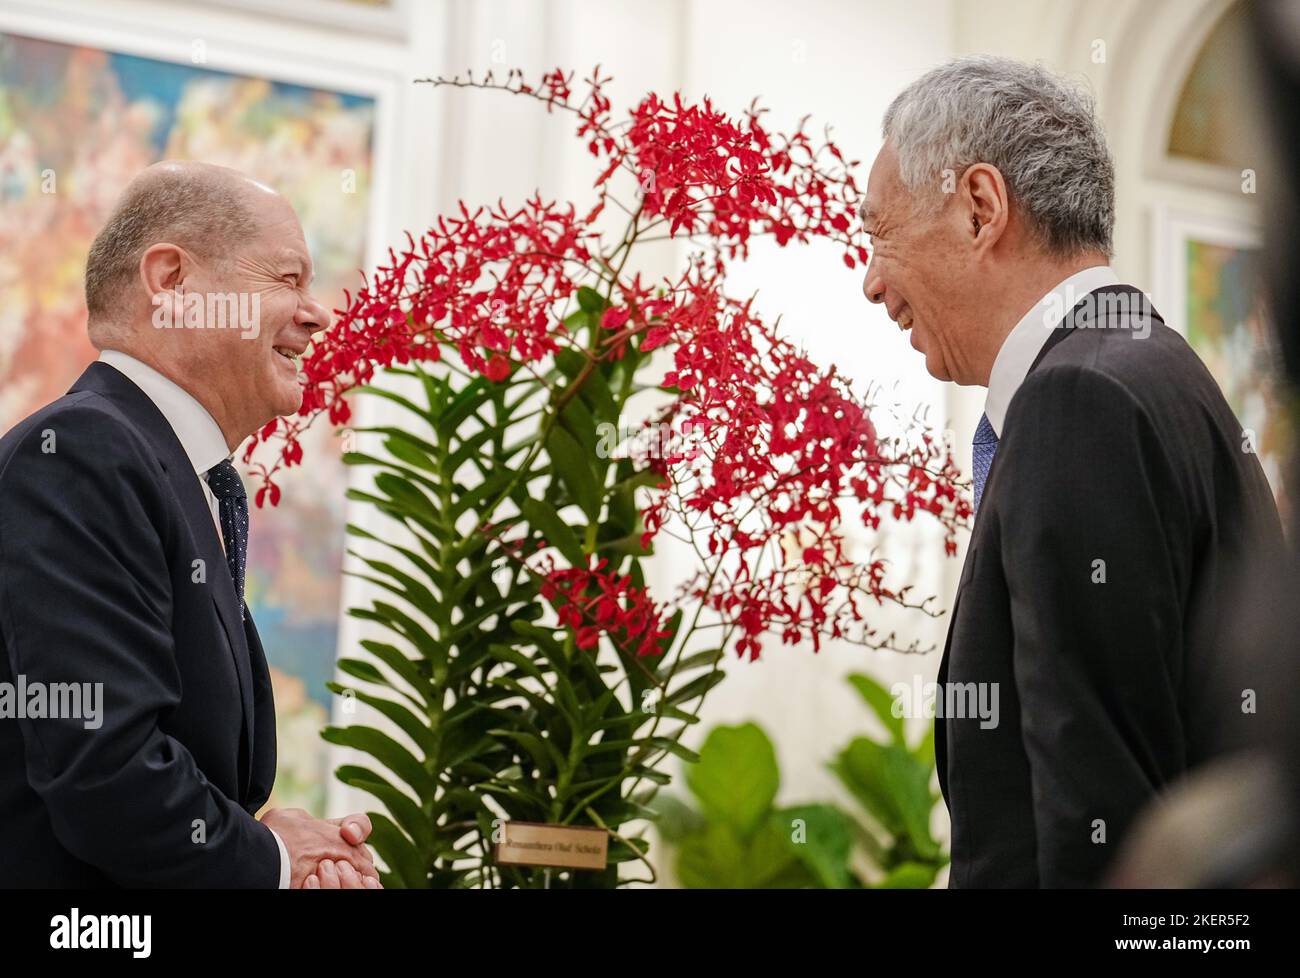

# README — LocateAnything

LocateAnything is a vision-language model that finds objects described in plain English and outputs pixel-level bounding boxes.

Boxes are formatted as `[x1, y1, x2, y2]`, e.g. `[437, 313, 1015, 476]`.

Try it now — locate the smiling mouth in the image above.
[272, 345, 302, 367]
[896, 309, 914, 332]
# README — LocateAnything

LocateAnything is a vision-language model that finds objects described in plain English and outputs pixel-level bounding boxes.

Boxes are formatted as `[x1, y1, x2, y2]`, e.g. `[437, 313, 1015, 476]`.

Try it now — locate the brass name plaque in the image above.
[494, 820, 609, 870]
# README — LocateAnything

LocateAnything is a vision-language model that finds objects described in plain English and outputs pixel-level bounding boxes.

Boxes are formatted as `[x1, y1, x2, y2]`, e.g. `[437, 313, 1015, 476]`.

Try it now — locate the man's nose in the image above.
[862, 265, 886, 305]
[298, 293, 332, 335]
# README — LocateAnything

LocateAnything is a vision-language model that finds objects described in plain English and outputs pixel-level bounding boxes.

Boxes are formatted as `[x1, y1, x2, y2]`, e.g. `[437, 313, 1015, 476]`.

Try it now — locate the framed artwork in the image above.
[0, 14, 393, 814]
[195, 0, 413, 39]
[1153, 207, 1291, 519]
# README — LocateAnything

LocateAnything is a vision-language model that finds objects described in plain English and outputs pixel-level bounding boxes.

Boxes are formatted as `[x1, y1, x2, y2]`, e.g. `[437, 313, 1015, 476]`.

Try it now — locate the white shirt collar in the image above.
[983, 265, 1120, 437]
[97, 349, 230, 476]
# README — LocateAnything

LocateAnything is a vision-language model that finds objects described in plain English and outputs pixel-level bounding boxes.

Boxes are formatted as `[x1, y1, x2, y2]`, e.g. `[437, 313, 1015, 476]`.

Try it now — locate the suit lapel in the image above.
[69, 363, 256, 797]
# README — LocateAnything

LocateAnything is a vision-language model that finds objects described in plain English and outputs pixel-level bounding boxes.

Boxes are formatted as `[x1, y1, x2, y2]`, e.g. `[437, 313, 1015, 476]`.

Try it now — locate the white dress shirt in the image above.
[97, 350, 291, 888]
[983, 265, 1121, 437]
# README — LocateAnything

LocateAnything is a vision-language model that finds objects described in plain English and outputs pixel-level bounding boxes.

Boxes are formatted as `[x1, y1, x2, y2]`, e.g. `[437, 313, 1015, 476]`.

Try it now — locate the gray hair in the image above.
[882, 55, 1115, 257]
[84, 162, 259, 337]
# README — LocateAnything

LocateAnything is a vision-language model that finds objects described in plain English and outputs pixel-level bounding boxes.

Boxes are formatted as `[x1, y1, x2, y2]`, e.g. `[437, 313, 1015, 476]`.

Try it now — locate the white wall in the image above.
[655, 0, 958, 881]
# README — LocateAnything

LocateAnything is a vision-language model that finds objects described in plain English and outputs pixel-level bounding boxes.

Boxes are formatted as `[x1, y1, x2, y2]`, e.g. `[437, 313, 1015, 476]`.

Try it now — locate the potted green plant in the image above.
[246, 67, 967, 887]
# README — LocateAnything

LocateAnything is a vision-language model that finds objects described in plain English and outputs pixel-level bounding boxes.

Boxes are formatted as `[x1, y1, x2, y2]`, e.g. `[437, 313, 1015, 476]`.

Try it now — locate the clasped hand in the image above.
[261, 807, 383, 889]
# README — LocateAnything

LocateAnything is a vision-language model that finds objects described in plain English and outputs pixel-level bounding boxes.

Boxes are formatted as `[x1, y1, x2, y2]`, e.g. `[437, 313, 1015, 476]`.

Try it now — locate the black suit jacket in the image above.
[0, 362, 279, 887]
[936, 285, 1284, 887]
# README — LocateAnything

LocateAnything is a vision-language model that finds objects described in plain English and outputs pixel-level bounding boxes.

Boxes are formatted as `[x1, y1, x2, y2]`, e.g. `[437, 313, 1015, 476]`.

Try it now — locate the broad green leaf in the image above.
[344, 642, 435, 713]
[874, 861, 941, 889]
[449, 469, 516, 520]
[384, 435, 440, 474]
[831, 736, 940, 861]
[676, 819, 810, 889]
[576, 286, 607, 314]
[846, 672, 907, 746]
[651, 794, 706, 844]
[779, 804, 856, 889]
[685, 723, 778, 837]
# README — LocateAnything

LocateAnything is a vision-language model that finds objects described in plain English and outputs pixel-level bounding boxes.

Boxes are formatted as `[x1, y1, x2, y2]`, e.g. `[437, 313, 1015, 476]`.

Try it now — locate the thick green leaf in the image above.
[779, 804, 856, 889]
[353, 639, 437, 708]
[519, 498, 585, 566]
[676, 819, 811, 889]
[342, 452, 443, 495]
[576, 286, 607, 314]
[874, 861, 940, 889]
[346, 523, 440, 584]
[335, 764, 438, 856]
[438, 376, 493, 434]
[546, 425, 601, 521]
[665, 669, 725, 707]
[321, 724, 439, 806]
[606, 836, 650, 864]
[365, 812, 428, 888]
[662, 647, 723, 677]
[336, 657, 387, 687]
[326, 681, 437, 757]
[846, 672, 907, 746]
[490, 728, 565, 775]
[373, 471, 444, 526]
[447, 425, 498, 476]
[384, 435, 440, 474]
[831, 736, 940, 861]
[560, 392, 598, 453]
[651, 794, 706, 844]
[450, 469, 517, 520]
[353, 602, 449, 670]
[685, 723, 778, 837]
[351, 425, 440, 459]
[353, 556, 444, 628]
[345, 489, 446, 545]
[353, 383, 438, 426]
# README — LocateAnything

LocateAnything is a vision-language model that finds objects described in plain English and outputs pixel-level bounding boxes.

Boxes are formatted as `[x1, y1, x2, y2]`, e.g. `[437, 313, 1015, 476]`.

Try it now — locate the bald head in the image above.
[79, 159, 330, 451]
[84, 161, 280, 343]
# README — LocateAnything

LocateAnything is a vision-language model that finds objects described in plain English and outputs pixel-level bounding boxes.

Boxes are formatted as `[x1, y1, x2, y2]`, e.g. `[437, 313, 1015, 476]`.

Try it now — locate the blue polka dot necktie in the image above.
[972, 412, 999, 516]
[206, 459, 249, 613]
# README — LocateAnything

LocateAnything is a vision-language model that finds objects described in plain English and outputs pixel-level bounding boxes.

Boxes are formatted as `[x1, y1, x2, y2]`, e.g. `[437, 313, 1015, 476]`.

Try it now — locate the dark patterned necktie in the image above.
[206, 459, 249, 613]
[972, 412, 999, 516]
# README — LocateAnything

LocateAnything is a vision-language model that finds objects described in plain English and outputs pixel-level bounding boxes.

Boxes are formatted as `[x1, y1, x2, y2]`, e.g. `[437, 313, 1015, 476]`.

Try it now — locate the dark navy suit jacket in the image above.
[0, 362, 279, 886]
[936, 286, 1284, 887]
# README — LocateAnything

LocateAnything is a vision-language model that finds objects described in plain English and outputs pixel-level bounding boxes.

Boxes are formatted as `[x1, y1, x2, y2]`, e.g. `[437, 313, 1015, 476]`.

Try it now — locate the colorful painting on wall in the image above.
[0, 30, 376, 813]
[1154, 208, 1290, 527]
[1183, 238, 1291, 516]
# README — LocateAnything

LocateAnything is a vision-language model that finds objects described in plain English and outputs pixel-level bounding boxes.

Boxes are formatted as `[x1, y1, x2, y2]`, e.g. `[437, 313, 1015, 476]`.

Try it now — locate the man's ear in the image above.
[139, 242, 188, 302]
[961, 163, 1009, 251]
